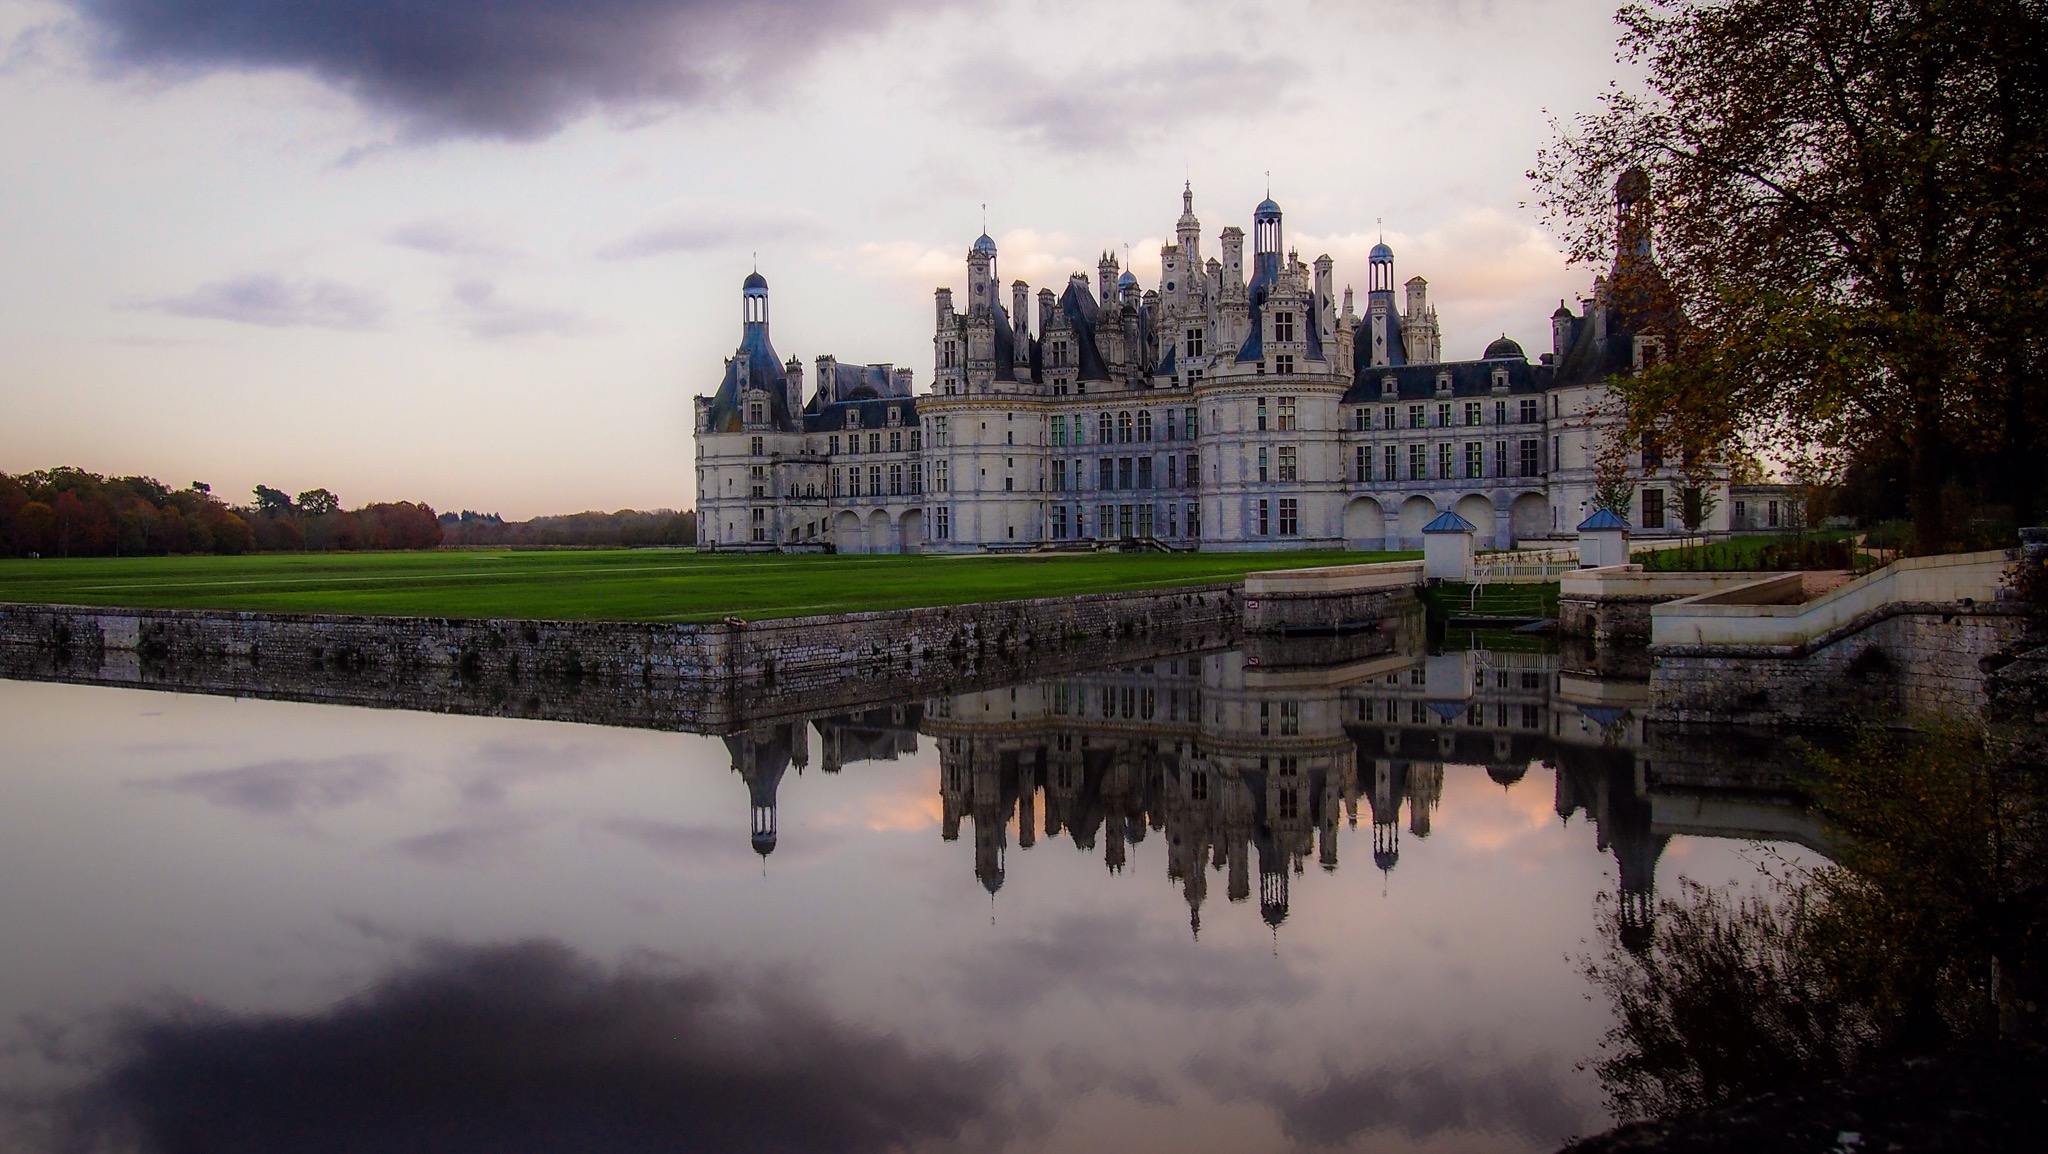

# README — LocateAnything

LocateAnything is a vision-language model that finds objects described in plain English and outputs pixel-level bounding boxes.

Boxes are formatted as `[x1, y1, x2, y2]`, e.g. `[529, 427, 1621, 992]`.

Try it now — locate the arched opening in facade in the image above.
[899, 508, 925, 554]
[834, 510, 864, 554]
[1396, 495, 1438, 548]
[1454, 494, 1497, 544]
[1509, 492, 1549, 545]
[1343, 497, 1387, 550]
[866, 509, 895, 554]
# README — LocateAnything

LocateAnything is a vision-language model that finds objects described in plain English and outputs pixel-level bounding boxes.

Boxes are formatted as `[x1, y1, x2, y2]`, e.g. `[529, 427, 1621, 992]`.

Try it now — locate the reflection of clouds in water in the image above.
[603, 817, 845, 869]
[39, 940, 1021, 1154]
[393, 817, 544, 867]
[952, 911, 1316, 1013]
[452, 739, 608, 805]
[126, 754, 396, 817]
[1188, 1051, 1589, 1147]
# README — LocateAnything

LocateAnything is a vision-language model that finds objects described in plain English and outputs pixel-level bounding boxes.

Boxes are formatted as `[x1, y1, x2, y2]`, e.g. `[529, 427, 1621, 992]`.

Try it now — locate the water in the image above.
[0, 642, 1817, 1153]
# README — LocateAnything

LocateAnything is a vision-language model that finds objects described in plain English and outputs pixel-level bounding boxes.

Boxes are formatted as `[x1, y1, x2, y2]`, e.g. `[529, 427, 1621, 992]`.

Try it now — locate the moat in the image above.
[0, 634, 1828, 1153]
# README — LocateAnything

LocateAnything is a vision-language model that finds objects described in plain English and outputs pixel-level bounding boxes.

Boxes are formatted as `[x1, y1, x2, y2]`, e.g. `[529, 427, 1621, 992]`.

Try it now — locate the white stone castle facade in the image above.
[694, 177, 1726, 553]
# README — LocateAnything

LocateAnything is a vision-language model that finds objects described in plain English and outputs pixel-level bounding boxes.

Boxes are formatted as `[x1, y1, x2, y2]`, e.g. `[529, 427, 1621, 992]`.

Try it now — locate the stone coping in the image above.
[1243, 560, 1423, 597]
[1649, 549, 2013, 649]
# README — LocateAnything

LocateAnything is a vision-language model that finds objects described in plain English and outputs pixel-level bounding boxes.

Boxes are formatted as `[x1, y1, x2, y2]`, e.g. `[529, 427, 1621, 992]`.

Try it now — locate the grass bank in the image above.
[0, 548, 1414, 624]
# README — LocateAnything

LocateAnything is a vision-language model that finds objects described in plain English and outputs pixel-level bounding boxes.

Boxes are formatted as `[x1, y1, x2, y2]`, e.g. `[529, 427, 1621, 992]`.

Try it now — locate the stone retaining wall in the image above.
[0, 586, 1244, 732]
[1649, 602, 2036, 726]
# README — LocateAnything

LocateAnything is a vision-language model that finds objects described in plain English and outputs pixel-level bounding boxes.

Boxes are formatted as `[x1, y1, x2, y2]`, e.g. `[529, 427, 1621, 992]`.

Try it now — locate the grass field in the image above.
[0, 548, 1415, 624]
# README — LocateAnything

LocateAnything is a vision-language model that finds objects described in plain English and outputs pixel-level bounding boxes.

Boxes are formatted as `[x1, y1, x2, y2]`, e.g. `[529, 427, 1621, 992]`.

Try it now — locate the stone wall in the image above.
[1649, 602, 2037, 726]
[0, 585, 1243, 732]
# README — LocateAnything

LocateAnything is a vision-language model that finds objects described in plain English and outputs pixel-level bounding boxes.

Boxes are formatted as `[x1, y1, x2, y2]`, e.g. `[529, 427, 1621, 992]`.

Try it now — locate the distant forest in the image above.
[0, 468, 694, 557]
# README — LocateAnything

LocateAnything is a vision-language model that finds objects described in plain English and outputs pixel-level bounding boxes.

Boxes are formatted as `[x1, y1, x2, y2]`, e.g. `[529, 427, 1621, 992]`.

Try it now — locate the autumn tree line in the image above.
[1, 468, 697, 558]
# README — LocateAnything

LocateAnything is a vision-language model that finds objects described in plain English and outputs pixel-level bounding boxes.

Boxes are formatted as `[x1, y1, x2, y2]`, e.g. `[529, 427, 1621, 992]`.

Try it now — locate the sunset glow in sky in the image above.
[2, 1, 1633, 517]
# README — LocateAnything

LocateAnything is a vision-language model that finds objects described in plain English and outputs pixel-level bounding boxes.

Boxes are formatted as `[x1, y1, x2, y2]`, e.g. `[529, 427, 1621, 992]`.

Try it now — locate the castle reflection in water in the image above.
[720, 625, 1785, 939]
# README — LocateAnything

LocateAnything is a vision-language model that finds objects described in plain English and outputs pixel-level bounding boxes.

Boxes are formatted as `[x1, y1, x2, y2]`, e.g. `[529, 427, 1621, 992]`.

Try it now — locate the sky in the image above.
[0, 0, 1634, 519]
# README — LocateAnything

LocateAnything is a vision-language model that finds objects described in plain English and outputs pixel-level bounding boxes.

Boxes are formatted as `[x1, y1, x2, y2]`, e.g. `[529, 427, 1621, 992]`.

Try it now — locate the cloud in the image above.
[950, 910, 1316, 1013]
[137, 273, 387, 329]
[1187, 1050, 1590, 1147]
[66, 0, 952, 142]
[394, 816, 543, 867]
[386, 216, 518, 258]
[596, 207, 828, 261]
[605, 816, 845, 869]
[38, 940, 1022, 1153]
[956, 50, 1308, 155]
[130, 754, 396, 816]
[450, 279, 594, 339]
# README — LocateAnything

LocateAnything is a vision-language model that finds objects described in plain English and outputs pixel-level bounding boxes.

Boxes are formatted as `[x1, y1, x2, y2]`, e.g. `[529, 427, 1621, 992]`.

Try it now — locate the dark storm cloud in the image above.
[137, 273, 387, 329]
[67, 0, 950, 141]
[131, 753, 397, 816]
[951, 910, 1316, 1012]
[1188, 1051, 1590, 1147]
[46, 940, 1020, 1153]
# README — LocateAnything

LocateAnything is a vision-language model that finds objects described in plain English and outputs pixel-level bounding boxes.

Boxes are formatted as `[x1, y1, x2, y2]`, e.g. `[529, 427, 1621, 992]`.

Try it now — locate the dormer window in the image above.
[1274, 354, 1294, 375]
[1435, 372, 1452, 395]
[847, 409, 861, 430]
[1381, 375, 1397, 399]
[1186, 328, 1204, 357]
[1274, 312, 1295, 342]
[747, 400, 764, 424]
[887, 407, 901, 427]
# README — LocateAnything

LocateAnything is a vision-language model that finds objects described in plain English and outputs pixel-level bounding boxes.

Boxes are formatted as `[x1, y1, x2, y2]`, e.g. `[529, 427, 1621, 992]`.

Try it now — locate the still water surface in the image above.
[0, 648, 1812, 1153]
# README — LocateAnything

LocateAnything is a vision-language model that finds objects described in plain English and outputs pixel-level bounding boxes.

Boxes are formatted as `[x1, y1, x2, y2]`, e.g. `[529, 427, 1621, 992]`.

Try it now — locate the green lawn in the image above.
[0, 548, 1415, 624]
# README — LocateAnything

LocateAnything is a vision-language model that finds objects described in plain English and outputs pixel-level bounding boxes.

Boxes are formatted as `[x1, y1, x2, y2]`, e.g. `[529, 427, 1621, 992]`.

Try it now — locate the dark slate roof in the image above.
[1422, 510, 1477, 534]
[1059, 280, 1113, 382]
[1370, 242, 1393, 261]
[1483, 335, 1525, 359]
[802, 396, 919, 434]
[702, 322, 793, 433]
[1235, 250, 1282, 363]
[1343, 347, 1552, 404]
[1577, 508, 1630, 531]
[743, 271, 769, 291]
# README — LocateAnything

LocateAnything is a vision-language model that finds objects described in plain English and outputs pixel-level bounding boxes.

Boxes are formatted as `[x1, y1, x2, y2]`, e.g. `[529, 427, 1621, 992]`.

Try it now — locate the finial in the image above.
[981, 202, 987, 232]
[1265, 170, 1271, 197]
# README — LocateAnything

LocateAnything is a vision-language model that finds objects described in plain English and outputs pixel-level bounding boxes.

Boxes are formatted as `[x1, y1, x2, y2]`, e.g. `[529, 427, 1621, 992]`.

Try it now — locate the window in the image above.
[889, 463, 903, 496]
[1119, 504, 1135, 536]
[1138, 504, 1155, 537]
[1382, 406, 1396, 429]
[1186, 328, 1204, 357]
[1277, 396, 1297, 430]
[1184, 408, 1200, 439]
[1274, 353, 1294, 375]
[1137, 457, 1153, 489]
[1137, 410, 1153, 441]
[1167, 456, 1178, 488]
[1768, 500, 1781, 527]
[1051, 416, 1067, 446]
[1408, 404, 1425, 429]
[933, 417, 948, 446]
[847, 467, 861, 497]
[1053, 460, 1068, 491]
[1494, 440, 1507, 478]
[943, 340, 957, 368]
[1257, 397, 1269, 430]
[1495, 400, 1507, 425]
[869, 433, 881, 454]
[909, 429, 921, 450]
[1258, 447, 1269, 482]
[1385, 445, 1398, 481]
[750, 435, 763, 455]
[847, 409, 861, 429]
[935, 505, 950, 539]
[934, 460, 948, 492]
[1118, 457, 1134, 489]
[1257, 499, 1270, 535]
[1118, 411, 1134, 442]
[829, 435, 840, 455]
[1355, 446, 1369, 482]
[1052, 505, 1068, 539]
[1519, 439, 1541, 477]
[868, 465, 882, 495]
[1052, 339, 1068, 366]
[1278, 497, 1299, 536]
[887, 407, 901, 427]
[748, 400, 764, 424]
[909, 464, 922, 494]
[1099, 412, 1114, 443]
[1100, 459, 1115, 490]
[1437, 442, 1453, 479]
[1465, 402, 1482, 427]
[1409, 444, 1427, 480]
[1274, 311, 1295, 342]
[1186, 452, 1198, 486]
[1464, 442, 1484, 479]
[1099, 504, 1115, 538]
[1187, 502, 1201, 538]
[1643, 488, 1666, 529]
[1278, 445, 1298, 481]
[1279, 701, 1300, 735]
[1437, 402, 1452, 428]
[890, 430, 902, 452]
[832, 470, 843, 497]
[1642, 431, 1663, 470]
[1520, 398, 1539, 423]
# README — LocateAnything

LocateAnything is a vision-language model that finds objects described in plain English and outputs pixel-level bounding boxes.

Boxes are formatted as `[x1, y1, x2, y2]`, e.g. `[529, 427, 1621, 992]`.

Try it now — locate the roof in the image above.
[1422, 510, 1477, 534]
[701, 320, 793, 432]
[802, 395, 918, 434]
[1255, 197, 1282, 217]
[1370, 242, 1393, 261]
[1578, 508, 1631, 531]
[1483, 335, 1526, 360]
[1343, 347, 1552, 404]
[971, 233, 997, 255]
[743, 271, 768, 292]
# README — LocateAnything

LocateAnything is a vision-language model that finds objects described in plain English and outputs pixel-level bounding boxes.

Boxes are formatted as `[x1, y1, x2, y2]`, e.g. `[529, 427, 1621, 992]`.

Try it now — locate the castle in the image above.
[694, 174, 1725, 552]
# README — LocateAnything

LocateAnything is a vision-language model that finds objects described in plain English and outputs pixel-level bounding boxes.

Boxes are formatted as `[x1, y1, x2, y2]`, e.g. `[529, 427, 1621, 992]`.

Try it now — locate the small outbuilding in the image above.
[1577, 508, 1631, 568]
[1422, 510, 1478, 580]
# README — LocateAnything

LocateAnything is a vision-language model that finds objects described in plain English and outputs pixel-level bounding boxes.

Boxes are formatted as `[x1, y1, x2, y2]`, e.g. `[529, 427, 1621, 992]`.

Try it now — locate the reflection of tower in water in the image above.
[725, 722, 807, 858]
[1553, 748, 1670, 954]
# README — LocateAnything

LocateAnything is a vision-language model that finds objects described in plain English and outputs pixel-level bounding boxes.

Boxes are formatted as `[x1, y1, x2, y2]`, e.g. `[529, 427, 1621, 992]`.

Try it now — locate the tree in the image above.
[296, 488, 341, 516]
[1535, 0, 2048, 551]
[253, 485, 295, 517]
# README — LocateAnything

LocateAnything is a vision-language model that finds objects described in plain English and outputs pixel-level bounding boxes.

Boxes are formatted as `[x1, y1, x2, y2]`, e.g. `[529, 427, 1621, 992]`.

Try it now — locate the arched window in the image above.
[1098, 412, 1114, 443]
[1118, 411, 1133, 443]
